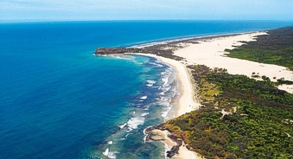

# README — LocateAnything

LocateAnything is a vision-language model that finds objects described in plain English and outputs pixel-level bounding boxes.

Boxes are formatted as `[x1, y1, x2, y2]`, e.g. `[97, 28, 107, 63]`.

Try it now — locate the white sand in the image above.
[133, 53, 200, 117]
[278, 85, 293, 94]
[173, 144, 204, 159]
[134, 31, 293, 159]
[149, 129, 203, 159]
[132, 53, 203, 159]
[150, 129, 177, 147]
[173, 32, 293, 94]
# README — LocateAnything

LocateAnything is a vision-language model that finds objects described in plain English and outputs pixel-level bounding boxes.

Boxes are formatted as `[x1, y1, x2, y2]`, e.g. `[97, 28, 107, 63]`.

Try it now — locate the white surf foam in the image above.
[161, 77, 169, 86]
[149, 62, 164, 67]
[160, 85, 171, 93]
[146, 84, 153, 87]
[141, 112, 149, 117]
[161, 68, 173, 88]
[103, 148, 109, 156]
[119, 123, 127, 129]
[147, 80, 156, 84]
[140, 96, 148, 100]
[107, 141, 113, 145]
[103, 148, 118, 159]
[146, 80, 157, 87]
[127, 116, 145, 130]
[107, 151, 119, 159]
[161, 106, 172, 118]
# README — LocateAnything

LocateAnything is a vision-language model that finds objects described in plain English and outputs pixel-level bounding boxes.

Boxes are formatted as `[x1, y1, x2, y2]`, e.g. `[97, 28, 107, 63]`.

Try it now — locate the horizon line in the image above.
[1, 19, 293, 24]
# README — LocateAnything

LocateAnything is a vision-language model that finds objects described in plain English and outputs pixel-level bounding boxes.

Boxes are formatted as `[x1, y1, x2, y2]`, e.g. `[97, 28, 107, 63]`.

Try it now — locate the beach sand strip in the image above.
[137, 31, 293, 159]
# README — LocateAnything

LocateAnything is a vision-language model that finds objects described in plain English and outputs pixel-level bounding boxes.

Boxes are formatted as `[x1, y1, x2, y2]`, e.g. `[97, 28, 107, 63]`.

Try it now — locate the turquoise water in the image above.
[0, 21, 293, 159]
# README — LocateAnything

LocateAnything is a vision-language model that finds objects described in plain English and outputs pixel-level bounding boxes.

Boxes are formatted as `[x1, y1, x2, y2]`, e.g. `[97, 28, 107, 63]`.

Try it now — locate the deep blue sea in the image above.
[0, 21, 293, 159]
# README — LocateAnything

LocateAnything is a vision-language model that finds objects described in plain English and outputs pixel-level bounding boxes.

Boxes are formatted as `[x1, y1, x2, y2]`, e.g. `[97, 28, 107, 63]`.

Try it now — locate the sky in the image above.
[1, 0, 293, 22]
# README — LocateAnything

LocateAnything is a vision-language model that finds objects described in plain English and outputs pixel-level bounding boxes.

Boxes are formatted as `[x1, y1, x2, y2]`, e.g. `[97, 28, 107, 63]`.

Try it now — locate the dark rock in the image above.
[166, 145, 180, 158]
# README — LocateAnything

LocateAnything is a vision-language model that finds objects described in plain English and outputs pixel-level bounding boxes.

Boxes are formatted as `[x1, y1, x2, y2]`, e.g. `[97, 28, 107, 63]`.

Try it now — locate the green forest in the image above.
[163, 65, 293, 159]
[226, 27, 293, 70]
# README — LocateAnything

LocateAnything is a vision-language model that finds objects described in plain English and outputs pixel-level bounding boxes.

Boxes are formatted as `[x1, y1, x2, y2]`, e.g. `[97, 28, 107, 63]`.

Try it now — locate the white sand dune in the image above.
[136, 31, 293, 159]
[174, 32, 293, 93]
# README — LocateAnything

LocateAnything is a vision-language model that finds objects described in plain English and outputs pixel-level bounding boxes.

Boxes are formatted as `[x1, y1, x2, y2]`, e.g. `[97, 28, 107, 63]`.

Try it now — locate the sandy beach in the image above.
[134, 53, 200, 117]
[138, 31, 293, 159]
[136, 33, 277, 112]
[133, 53, 204, 159]
[173, 32, 293, 93]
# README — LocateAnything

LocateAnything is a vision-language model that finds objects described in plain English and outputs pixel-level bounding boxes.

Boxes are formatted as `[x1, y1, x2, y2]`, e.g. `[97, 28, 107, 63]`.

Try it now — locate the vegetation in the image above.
[163, 65, 293, 159]
[226, 27, 293, 70]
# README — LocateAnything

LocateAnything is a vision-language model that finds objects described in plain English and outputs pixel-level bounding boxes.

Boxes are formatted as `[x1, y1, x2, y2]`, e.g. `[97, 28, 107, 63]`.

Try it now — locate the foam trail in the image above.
[146, 80, 157, 87]
[140, 96, 148, 100]
[147, 80, 157, 84]
[141, 112, 149, 117]
[103, 148, 109, 156]
[127, 116, 145, 130]
[107, 151, 118, 159]
[108, 141, 113, 145]
[149, 62, 164, 67]
[119, 123, 127, 129]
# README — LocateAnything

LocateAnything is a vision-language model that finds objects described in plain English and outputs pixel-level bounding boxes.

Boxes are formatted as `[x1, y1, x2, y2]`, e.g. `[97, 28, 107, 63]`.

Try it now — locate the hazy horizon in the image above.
[1, 0, 293, 22]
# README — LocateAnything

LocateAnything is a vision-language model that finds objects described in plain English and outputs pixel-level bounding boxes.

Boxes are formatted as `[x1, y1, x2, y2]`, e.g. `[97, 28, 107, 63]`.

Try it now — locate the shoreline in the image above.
[128, 30, 267, 49]
[131, 53, 203, 159]
[109, 30, 291, 116]
[171, 31, 293, 93]
[133, 30, 293, 158]
[132, 53, 200, 117]
[99, 29, 293, 159]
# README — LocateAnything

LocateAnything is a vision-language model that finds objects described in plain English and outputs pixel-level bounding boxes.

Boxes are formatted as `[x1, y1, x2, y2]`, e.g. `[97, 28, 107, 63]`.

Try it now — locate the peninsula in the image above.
[95, 27, 293, 159]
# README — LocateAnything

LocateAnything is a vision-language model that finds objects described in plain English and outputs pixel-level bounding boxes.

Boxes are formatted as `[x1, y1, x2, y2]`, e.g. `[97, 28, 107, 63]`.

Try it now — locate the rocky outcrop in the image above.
[144, 124, 183, 158]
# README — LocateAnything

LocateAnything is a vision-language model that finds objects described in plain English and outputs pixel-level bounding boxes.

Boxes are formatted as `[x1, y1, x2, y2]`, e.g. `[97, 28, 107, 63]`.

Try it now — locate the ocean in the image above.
[0, 20, 292, 159]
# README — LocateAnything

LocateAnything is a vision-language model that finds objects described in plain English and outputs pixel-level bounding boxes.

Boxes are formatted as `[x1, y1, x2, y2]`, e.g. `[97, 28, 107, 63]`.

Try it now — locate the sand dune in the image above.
[174, 32, 293, 93]
[138, 31, 293, 159]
